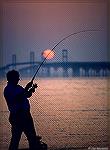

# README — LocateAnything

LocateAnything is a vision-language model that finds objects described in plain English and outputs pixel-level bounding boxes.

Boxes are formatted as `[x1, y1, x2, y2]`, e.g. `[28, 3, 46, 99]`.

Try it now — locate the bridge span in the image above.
[0, 61, 110, 78]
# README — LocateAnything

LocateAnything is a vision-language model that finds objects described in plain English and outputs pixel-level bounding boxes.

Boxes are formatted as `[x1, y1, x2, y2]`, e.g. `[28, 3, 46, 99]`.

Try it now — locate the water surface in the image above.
[0, 78, 109, 149]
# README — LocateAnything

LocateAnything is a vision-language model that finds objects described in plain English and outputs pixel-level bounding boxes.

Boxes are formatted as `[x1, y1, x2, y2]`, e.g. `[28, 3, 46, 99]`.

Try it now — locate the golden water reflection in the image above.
[0, 78, 109, 149]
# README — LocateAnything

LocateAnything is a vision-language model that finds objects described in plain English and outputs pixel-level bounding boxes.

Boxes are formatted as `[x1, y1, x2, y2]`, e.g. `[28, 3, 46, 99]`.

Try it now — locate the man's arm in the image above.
[25, 82, 38, 98]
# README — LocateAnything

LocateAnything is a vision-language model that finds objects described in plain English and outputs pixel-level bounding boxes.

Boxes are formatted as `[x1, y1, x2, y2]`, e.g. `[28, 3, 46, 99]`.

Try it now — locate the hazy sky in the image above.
[1, 1, 108, 66]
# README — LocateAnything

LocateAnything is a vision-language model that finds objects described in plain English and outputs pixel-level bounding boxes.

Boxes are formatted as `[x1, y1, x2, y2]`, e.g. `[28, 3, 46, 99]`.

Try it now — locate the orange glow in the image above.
[42, 49, 55, 59]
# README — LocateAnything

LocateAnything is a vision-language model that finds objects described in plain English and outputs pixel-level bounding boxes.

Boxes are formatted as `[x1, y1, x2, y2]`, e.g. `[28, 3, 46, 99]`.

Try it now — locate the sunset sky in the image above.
[1, 0, 108, 67]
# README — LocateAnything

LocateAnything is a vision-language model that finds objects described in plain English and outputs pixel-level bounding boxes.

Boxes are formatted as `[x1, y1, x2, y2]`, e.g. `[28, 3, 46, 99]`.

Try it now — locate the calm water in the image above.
[0, 78, 109, 149]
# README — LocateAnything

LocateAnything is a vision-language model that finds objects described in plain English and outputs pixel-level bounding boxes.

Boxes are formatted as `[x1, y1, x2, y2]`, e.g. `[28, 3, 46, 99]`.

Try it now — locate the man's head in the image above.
[6, 70, 20, 85]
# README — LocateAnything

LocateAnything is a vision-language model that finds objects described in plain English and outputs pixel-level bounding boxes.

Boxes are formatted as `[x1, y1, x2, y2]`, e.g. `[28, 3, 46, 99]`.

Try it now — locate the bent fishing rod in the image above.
[30, 29, 101, 83]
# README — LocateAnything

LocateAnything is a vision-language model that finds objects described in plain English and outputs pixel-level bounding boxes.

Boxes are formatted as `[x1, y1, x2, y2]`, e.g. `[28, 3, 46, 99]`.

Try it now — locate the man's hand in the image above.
[33, 83, 38, 89]
[25, 82, 38, 97]
[31, 83, 38, 93]
[25, 82, 38, 92]
[25, 81, 33, 90]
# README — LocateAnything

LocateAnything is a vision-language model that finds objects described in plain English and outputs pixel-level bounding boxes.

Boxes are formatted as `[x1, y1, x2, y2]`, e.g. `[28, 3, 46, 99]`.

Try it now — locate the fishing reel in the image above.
[25, 81, 38, 92]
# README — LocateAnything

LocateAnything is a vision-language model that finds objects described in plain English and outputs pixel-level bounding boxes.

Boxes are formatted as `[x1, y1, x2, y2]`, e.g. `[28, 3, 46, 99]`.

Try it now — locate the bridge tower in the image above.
[12, 54, 16, 69]
[62, 49, 68, 77]
[62, 49, 68, 62]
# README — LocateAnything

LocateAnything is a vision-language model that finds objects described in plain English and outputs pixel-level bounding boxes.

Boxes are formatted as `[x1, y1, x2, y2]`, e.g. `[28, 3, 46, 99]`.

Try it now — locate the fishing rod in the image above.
[30, 29, 101, 83]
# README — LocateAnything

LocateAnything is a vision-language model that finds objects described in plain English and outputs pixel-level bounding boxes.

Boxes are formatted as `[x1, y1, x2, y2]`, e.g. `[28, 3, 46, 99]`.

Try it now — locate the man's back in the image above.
[4, 83, 30, 114]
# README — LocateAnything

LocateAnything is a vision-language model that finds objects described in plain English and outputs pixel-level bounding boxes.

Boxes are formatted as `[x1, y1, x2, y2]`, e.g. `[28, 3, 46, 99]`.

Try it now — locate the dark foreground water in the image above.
[0, 78, 109, 150]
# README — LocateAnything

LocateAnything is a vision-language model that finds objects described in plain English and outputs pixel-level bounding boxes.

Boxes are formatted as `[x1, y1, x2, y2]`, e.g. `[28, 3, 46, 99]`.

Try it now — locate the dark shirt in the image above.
[4, 83, 30, 114]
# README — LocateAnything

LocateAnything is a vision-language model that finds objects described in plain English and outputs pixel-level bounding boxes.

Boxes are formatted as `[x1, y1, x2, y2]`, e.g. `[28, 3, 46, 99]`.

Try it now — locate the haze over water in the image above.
[0, 78, 109, 149]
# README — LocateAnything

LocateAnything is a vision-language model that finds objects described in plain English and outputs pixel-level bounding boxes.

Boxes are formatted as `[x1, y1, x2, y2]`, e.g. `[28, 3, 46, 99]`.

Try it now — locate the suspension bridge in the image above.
[0, 61, 110, 78]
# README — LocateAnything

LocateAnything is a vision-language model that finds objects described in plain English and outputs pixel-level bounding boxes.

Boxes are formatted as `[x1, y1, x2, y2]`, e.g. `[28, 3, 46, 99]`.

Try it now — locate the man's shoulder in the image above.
[4, 84, 24, 92]
[4, 84, 25, 98]
[17, 84, 24, 89]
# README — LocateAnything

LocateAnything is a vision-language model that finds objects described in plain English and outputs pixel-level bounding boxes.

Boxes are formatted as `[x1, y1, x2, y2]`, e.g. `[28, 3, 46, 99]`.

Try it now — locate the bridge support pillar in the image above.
[63, 66, 68, 77]
[47, 67, 50, 77]
[72, 68, 80, 77]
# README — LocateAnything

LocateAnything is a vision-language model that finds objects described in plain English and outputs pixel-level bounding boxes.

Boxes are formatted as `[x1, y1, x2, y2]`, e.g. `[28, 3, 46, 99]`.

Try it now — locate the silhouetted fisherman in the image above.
[4, 70, 45, 150]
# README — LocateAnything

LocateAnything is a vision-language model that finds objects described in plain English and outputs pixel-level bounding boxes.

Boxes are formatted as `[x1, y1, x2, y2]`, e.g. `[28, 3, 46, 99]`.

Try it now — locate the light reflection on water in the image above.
[0, 78, 109, 149]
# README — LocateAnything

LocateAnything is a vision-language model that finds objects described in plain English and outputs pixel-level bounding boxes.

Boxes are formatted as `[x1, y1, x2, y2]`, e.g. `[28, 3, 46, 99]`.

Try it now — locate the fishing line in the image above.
[30, 29, 101, 83]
